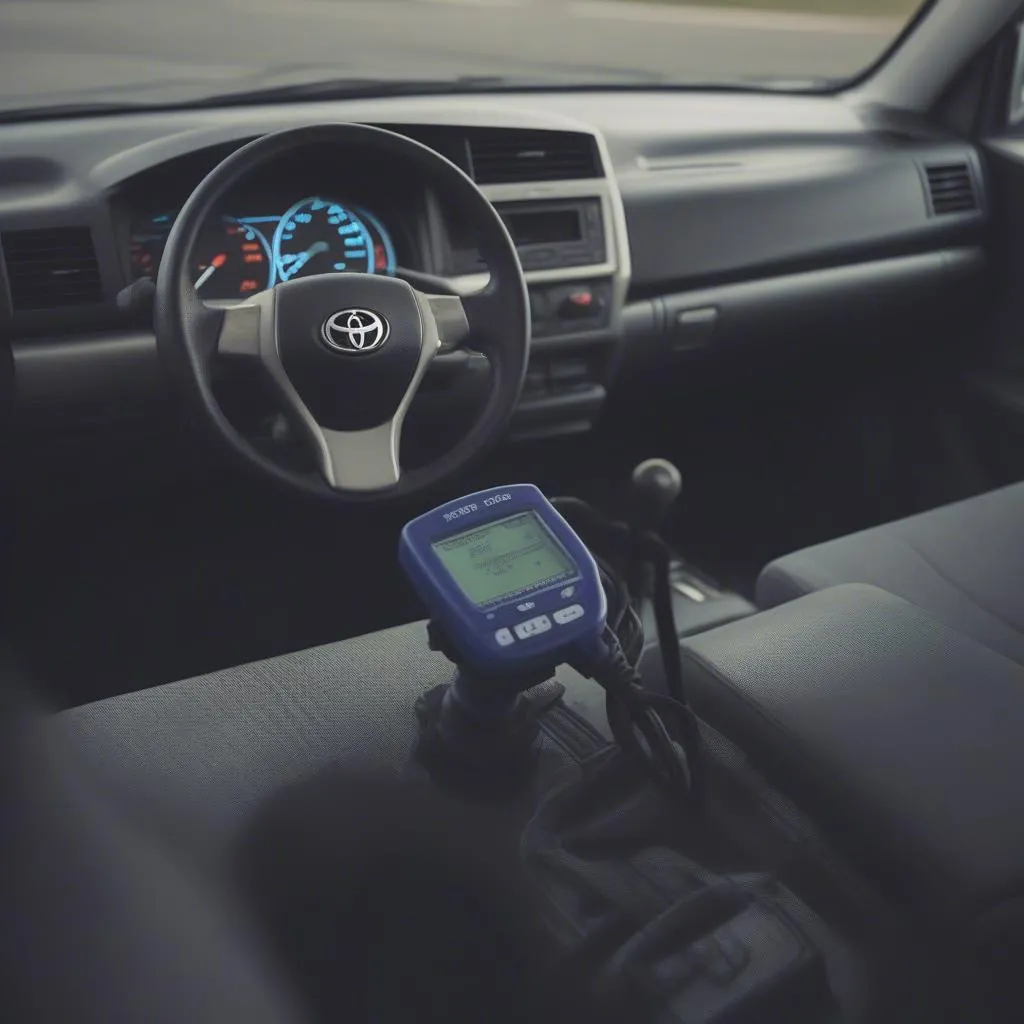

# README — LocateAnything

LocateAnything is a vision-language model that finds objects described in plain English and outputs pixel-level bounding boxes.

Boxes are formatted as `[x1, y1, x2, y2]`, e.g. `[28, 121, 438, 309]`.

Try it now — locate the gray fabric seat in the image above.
[756, 481, 1024, 666]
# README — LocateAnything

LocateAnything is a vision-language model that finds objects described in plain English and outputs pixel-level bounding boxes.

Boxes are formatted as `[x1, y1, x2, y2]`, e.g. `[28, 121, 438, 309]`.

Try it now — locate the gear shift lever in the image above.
[629, 458, 682, 538]
[623, 459, 683, 611]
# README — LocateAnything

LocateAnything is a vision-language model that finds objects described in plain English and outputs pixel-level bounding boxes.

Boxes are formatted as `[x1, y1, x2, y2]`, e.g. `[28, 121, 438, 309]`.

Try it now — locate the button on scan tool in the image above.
[554, 604, 585, 626]
[514, 615, 553, 640]
[494, 628, 516, 647]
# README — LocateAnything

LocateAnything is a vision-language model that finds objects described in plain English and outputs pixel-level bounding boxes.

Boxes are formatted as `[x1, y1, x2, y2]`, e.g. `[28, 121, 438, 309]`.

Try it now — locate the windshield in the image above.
[1, 0, 926, 116]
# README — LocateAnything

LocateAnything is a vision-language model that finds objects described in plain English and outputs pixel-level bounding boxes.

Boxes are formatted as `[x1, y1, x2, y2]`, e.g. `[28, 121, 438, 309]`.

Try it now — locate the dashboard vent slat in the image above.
[924, 163, 978, 216]
[466, 129, 603, 184]
[2, 227, 104, 311]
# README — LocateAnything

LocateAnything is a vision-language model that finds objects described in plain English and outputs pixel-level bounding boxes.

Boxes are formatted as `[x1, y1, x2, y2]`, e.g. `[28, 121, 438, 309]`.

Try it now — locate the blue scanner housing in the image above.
[400, 484, 607, 674]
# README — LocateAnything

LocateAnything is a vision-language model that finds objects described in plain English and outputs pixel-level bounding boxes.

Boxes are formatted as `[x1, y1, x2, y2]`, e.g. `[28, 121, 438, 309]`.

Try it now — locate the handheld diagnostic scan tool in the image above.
[400, 484, 607, 675]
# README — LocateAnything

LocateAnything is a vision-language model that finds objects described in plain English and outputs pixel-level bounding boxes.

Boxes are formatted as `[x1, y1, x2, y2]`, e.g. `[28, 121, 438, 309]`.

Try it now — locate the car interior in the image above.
[7, 0, 1024, 1020]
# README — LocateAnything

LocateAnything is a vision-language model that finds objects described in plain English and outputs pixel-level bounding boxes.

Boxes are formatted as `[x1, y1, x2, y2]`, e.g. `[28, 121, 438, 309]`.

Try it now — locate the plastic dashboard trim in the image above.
[11, 246, 987, 412]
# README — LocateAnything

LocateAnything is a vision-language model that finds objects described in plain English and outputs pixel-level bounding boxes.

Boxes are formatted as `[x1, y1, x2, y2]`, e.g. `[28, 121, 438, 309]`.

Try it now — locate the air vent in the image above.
[2, 227, 103, 311]
[924, 163, 978, 216]
[467, 129, 602, 185]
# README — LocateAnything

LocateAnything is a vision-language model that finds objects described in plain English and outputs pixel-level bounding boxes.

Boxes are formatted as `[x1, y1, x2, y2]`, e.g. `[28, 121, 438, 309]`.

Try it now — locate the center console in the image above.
[448, 163, 629, 440]
[449, 196, 616, 342]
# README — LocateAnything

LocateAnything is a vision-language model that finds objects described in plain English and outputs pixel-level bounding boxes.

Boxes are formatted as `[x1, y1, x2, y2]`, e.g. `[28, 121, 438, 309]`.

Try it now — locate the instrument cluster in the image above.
[129, 196, 398, 300]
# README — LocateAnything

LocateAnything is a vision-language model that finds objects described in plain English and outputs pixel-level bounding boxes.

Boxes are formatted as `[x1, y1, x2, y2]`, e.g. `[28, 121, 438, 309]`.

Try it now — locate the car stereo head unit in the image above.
[494, 198, 606, 271]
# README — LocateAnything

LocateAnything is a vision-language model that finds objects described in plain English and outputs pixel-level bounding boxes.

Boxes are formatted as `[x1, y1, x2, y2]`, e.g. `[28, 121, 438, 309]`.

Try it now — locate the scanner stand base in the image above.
[415, 621, 564, 798]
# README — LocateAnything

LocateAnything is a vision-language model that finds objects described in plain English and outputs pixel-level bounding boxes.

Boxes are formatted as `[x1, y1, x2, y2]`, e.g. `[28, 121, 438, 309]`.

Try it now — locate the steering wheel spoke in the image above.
[316, 423, 404, 491]
[426, 294, 471, 353]
[216, 298, 266, 360]
[460, 287, 508, 354]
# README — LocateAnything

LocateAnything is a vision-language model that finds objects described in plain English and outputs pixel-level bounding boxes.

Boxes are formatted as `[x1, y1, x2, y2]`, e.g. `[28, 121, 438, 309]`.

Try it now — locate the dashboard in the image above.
[0, 91, 990, 448]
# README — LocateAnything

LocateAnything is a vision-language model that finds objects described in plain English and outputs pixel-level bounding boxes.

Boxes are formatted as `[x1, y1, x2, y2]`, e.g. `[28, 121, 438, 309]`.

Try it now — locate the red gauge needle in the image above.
[195, 252, 227, 290]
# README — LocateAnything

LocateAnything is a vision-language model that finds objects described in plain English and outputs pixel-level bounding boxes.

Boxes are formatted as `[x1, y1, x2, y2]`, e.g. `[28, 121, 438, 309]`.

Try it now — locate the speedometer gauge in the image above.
[273, 197, 396, 283]
[192, 217, 272, 299]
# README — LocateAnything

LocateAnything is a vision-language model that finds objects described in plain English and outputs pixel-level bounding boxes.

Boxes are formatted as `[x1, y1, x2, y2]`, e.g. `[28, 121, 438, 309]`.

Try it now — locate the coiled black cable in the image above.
[552, 499, 702, 801]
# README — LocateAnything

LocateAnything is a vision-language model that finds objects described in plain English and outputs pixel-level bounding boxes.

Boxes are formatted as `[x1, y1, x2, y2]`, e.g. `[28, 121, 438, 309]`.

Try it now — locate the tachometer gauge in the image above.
[130, 212, 174, 281]
[273, 197, 396, 284]
[192, 217, 272, 299]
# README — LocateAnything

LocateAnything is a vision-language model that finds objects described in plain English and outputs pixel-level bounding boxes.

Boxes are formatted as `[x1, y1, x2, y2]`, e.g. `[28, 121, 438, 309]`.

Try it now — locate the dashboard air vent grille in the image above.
[2, 227, 103, 311]
[924, 163, 978, 216]
[467, 130, 602, 184]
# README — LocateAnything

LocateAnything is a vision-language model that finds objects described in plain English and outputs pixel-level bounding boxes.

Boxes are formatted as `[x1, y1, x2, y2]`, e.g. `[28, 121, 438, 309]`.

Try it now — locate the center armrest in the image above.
[679, 584, 1024, 951]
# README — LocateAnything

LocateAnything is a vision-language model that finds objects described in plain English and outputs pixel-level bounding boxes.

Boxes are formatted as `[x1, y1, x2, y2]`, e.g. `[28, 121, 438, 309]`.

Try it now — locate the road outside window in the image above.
[0, 0, 926, 117]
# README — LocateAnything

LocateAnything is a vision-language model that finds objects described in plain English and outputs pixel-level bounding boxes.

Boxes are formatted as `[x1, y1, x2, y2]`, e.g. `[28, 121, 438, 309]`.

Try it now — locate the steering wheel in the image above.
[155, 124, 530, 501]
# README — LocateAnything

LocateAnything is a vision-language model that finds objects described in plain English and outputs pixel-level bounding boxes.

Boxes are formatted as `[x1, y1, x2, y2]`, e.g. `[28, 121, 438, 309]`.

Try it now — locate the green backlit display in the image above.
[432, 510, 576, 607]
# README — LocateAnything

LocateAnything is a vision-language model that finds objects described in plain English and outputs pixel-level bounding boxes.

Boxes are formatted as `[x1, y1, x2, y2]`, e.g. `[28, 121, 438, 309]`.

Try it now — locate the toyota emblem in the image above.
[320, 309, 391, 355]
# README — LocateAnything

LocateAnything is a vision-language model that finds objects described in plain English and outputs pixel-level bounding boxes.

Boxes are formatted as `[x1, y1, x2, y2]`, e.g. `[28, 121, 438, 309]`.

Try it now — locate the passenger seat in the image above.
[757, 482, 1024, 667]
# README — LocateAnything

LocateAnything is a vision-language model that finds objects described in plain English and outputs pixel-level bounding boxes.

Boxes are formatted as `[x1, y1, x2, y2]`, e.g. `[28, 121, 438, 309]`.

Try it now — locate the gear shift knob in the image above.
[629, 458, 682, 535]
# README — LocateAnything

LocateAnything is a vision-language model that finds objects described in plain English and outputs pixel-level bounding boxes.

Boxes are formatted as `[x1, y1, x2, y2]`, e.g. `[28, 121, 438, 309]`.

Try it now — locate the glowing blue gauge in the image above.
[271, 197, 397, 284]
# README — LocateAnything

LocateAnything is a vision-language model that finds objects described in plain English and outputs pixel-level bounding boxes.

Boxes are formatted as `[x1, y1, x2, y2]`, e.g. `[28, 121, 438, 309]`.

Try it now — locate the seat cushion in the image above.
[52, 623, 601, 863]
[678, 584, 1024, 985]
[757, 482, 1024, 666]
